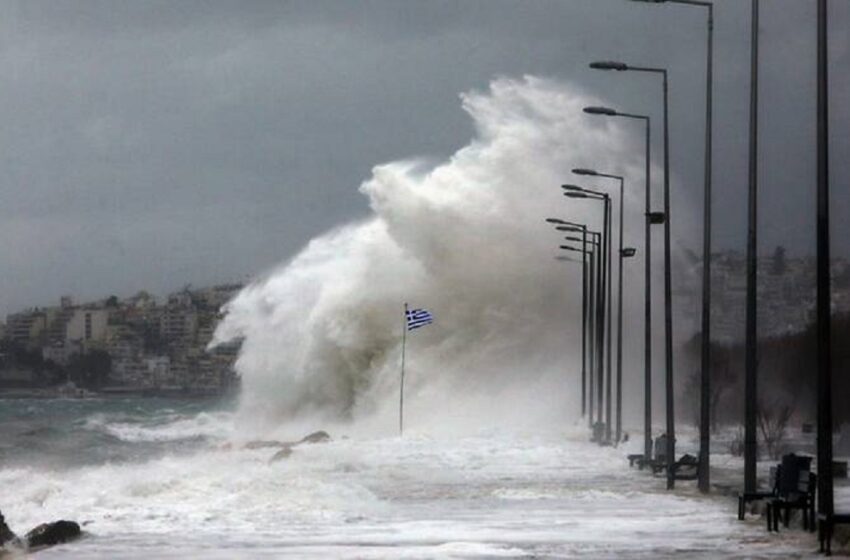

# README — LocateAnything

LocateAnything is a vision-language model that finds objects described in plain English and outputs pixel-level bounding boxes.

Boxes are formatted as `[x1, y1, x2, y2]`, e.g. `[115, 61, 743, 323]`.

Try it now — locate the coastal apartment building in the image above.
[3, 284, 243, 391]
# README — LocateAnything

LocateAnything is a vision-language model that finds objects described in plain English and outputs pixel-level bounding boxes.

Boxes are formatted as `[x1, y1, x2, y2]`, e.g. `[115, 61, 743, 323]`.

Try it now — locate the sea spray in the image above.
[212, 76, 661, 436]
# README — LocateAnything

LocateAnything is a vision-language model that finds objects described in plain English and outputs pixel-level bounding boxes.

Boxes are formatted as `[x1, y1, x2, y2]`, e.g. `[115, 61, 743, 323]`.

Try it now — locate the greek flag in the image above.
[406, 307, 433, 331]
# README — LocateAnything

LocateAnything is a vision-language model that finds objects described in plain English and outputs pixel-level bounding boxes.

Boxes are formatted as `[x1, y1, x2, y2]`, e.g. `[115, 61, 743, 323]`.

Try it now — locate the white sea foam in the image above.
[0, 432, 817, 558]
[1, 77, 769, 558]
[212, 76, 664, 437]
[93, 411, 236, 443]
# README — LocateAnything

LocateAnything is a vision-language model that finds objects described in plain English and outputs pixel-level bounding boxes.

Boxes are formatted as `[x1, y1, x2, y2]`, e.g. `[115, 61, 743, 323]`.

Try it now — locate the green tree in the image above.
[67, 351, 112, 389]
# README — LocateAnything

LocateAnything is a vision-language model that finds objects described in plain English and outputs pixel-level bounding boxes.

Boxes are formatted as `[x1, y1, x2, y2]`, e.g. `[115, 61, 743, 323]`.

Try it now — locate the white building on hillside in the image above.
[65, 308, 108, 344]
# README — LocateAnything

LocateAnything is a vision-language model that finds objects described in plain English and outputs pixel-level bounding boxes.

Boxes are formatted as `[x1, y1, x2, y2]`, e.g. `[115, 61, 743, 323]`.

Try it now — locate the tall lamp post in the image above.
[566, 234, 627, 435]
[546, 218, 601, 428]
[552, 221, 586, 418]
[573, 168, 628, 445]
[815, 0, 833, 531]
[564, 184, 612, 443]
[559, 225, 603, 429]
[558, 242, 590, 418]
[627, 0, 714, 495]
[590, 60, 675, 488]
[548, 219, 588, 420]
[557, 215, 607, 435]
[744, 0, 759, 496]
[583, 105, 655, 464]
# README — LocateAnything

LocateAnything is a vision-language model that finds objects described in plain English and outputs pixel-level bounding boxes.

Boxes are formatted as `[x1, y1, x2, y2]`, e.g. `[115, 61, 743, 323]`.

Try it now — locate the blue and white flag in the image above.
[405, 307, 433, 331]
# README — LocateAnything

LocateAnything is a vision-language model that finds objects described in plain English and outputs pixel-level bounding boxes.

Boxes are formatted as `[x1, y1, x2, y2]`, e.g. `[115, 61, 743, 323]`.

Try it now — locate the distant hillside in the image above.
[681, 312, 850, 429]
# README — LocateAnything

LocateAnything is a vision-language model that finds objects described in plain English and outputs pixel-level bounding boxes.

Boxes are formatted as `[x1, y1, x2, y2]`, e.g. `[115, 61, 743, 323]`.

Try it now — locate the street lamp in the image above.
[816, 0, 833, 530]
[589, 61, 630, 71]
[556, 224, 604, 430]
[548, 217, 602, 428]
[551, 220, 588, 421]
[562, 185, 608, 424]
[628, 0, 716, 499]
[590, 59, 675, 489]
[584, 104, 655, 464]
[572, 168, 627, 445]
[561, 239, 600, 431]
[561, 184, 585, 192]
[558, 242, 590, 420]
[743, 0, 759, 497]
[564, 186, 612, 443]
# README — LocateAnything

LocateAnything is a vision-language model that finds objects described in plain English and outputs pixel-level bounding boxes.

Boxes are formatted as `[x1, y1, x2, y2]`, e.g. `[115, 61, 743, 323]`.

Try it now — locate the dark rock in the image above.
[0, 511, 17, 546]
[269, 446, 293, 463]
[24, 520, 81, 548]
[298, 431, 330, 444]
[234, 431, 331, 454]
[267, 431, 329, 462]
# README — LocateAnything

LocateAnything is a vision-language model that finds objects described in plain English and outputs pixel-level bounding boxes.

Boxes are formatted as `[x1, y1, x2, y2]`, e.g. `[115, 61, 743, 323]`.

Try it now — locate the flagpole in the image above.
[400, 303, 408, 436]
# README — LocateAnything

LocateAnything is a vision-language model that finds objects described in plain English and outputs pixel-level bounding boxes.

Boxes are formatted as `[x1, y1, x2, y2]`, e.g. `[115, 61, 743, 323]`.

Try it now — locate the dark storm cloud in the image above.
[0, 0, 846, 315]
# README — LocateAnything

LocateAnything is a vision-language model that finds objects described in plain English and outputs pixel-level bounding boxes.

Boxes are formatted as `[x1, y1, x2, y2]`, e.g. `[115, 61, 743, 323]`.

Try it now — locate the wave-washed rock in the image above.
[268, 431, 331, 463]
[1, 510, 81, 555]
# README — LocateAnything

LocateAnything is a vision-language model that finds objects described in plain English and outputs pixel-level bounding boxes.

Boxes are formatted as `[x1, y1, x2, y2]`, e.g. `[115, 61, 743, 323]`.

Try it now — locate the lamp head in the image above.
[572, 168, 598, 176]
[583, 106, 618, 116]
[621, 247, 638, 258]
[561, 184, 584, 191]
[589, 61, 629, 71]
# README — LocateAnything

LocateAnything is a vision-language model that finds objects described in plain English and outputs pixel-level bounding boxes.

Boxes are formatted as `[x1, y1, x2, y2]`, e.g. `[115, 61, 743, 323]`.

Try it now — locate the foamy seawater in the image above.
[0, 44, 841, 558]
[0, 398, 822, 559]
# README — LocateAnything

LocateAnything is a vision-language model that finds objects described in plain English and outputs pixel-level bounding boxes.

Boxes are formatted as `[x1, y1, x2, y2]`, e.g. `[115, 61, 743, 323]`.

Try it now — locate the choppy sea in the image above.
[0, 397, 820, 558]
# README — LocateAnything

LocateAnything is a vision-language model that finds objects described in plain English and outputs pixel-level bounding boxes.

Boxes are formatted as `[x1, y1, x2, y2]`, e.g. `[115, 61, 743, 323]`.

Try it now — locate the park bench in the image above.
[627, 435, 697, 479]
[738, 464, 780, 521]
[818, 512, 850, 555]
[643, 436, 700, 480]
[766, 454, 816, 532]
[648, 435, 670, 474]
[625, 435, 668, 471]
[627, 453, 644, 468]
[670, 454, 699, 481]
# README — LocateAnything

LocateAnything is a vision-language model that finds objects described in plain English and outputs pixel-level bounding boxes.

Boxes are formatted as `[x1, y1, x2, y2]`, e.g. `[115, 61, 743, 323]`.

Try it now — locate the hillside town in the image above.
[0, 284, 243, 395]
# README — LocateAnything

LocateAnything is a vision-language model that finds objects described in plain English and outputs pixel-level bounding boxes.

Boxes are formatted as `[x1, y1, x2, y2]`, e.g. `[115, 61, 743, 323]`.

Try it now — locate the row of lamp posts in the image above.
[549, 0, 835, 523]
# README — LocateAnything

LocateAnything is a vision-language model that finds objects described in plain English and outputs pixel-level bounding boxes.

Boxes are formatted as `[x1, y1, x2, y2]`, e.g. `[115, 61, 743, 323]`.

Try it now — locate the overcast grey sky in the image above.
[0, 0, 847, 316]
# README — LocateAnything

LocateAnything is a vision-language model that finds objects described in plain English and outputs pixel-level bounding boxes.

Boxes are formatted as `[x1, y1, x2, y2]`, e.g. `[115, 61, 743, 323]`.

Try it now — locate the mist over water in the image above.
[213, 76, 655, 437]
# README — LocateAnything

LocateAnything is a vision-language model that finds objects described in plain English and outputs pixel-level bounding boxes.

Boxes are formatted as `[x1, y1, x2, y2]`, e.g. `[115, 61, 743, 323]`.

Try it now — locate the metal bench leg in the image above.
[826, 523, 833, 556]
